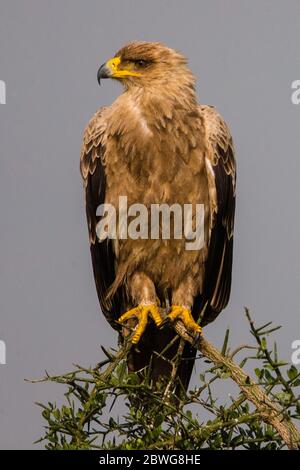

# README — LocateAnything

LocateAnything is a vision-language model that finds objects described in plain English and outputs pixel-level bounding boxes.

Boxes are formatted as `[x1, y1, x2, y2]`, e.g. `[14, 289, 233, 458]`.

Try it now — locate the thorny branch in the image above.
[172, 310, 300, 449]
[30, 309, 300, 450]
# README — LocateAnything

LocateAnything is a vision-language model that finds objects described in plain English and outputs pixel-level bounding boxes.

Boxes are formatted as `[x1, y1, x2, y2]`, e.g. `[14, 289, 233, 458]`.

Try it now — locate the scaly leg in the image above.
[118, 303, 163, 344]
[167, 305, 202, 335]
[118, 272, 163, 344]
[168, 279, 202, 335]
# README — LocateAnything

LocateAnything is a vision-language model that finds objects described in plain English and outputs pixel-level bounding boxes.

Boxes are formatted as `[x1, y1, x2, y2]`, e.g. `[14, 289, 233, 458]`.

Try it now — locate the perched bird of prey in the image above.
[80, 41, 236, 390]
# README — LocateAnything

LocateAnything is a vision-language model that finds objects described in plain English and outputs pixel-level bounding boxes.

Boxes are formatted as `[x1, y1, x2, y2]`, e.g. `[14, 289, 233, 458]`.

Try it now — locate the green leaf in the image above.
[154, 414, 164, 427]
[239, 358, 247, 368]
[287, 365, 298, 381]
[276, 391, 292, 403]
[261, 337, 267, 350]
[264, 369, 274, 383]
[221, 329, 230, 356]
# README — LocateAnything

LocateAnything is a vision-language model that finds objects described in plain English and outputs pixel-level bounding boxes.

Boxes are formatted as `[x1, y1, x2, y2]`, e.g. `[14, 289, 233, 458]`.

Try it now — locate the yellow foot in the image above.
[118, 304, 163, 344]
[167, 306, 202, 335]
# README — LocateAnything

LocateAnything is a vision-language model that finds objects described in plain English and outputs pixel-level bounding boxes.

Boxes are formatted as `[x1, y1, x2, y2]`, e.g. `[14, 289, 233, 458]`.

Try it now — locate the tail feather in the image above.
[126, 323, 196, 394]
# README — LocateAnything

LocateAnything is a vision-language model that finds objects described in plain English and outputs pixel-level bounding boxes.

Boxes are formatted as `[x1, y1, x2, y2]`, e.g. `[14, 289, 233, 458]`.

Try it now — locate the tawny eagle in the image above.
[80, 42, 236, 389]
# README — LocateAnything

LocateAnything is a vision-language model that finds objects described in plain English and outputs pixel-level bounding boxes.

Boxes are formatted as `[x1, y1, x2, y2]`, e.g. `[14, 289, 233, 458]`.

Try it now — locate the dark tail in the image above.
[126, 323, 197, 394]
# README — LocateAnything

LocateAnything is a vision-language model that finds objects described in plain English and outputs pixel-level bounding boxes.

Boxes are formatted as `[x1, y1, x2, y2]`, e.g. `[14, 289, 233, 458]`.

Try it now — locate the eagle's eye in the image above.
[136, 60, 147, 66]
[133, 59, 149, 67]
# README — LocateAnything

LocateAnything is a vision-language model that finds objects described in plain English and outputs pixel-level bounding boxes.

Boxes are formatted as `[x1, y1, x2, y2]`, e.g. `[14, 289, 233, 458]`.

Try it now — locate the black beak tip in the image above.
[97, 63, 111, 85]
[97, 66, 102, 85]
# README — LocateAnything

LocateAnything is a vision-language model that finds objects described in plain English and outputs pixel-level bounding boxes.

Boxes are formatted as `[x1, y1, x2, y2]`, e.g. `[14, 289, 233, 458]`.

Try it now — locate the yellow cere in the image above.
[106, 56, 142, 78]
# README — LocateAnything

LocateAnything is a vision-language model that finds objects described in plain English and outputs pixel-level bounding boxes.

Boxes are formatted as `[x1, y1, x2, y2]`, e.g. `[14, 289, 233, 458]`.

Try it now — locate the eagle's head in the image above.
[97, 41, 195, 91]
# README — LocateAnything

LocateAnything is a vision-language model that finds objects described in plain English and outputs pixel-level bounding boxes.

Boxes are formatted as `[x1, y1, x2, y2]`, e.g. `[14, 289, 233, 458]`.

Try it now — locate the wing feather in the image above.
[80, 108, 125, 329]
[198, 105, 236, 324]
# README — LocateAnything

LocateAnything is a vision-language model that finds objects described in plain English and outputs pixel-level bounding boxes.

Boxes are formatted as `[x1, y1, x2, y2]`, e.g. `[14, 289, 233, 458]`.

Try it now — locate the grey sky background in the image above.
[0, 0, 299, 449]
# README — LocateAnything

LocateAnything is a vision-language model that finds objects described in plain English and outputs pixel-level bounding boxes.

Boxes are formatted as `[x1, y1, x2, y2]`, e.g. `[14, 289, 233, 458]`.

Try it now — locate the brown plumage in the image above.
[80, 41, 236, 392]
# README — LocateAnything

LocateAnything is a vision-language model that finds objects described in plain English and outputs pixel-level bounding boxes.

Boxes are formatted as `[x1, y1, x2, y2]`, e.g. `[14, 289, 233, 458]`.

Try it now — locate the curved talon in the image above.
[167, 305, 202, 335]
[118, 304, 163, 344]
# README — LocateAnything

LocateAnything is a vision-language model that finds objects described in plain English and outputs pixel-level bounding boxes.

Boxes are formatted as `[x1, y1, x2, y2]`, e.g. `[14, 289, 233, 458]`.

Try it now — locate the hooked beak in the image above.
[97, 63, 112, 84]
[97, 56, 141, 85]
